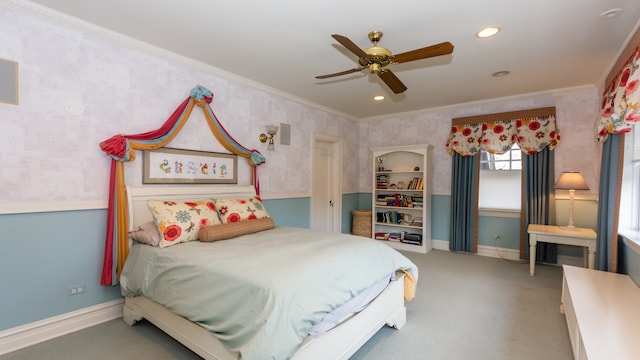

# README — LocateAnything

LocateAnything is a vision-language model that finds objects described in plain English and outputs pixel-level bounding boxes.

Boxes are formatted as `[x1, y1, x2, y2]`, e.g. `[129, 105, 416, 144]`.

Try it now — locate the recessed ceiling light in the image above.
[373, 95, 385, 101]
[599, 8, 623, 19]
[492, 70, 510, 77]
[476, 27, 500, 38]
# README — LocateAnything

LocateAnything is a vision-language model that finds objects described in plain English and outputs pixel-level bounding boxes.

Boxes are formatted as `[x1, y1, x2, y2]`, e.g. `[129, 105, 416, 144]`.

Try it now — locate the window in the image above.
[621, 125, 640, 230]
[478, 144, 522, 211]
[480, 144, 522, 170]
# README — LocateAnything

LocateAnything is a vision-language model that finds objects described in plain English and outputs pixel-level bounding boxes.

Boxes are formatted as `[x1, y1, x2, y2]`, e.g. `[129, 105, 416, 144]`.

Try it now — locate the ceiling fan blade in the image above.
[392, 41, 454, 64]
[315, 67, 364, 79]
[378, 69, 407, 94]
[332, 34, 368, 58]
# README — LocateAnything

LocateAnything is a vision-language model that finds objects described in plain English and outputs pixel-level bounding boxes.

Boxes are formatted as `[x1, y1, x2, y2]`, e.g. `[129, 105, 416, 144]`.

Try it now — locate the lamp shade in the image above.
[554, 171, 589, 190]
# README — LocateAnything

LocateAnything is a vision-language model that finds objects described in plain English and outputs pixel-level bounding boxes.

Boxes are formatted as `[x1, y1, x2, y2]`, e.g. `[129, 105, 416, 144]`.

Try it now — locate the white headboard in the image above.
[126, 185, 257, 230]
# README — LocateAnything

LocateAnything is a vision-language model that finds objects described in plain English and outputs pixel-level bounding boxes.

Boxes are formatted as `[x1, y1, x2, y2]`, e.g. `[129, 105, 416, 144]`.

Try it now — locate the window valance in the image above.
[446, 107, 560, 156]
[596, 46, 640, 142]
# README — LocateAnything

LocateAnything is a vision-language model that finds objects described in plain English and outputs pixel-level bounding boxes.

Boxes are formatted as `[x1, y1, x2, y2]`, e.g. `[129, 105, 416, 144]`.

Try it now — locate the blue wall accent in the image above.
[262, 197, 311, 229]
[478, 215, 520, 249]
[619, 240, 640, 286]
[1, 193, 634, 332]
[0, 210, 122, 331]
[431, 195, 451, 241]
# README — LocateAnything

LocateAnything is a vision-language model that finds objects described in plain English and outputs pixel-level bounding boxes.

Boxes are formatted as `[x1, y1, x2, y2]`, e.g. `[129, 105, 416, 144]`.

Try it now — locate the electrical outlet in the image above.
[67, 285, 86, 296]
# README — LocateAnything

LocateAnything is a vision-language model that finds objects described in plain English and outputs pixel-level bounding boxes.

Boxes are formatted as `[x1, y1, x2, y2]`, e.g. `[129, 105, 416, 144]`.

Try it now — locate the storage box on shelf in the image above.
[371, 144, 432, 253]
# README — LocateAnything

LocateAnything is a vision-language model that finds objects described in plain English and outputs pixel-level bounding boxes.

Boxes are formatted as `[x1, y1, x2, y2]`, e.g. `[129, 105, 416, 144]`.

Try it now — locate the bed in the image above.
[120, 185, 417, 360]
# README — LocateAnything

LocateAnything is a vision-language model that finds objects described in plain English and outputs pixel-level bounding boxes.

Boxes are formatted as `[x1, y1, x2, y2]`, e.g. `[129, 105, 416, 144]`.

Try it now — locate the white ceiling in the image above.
[24, 0, 640, 119]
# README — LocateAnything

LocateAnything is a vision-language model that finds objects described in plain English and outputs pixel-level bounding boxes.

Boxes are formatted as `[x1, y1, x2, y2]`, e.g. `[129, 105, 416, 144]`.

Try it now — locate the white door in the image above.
[311, 136, 342, 232]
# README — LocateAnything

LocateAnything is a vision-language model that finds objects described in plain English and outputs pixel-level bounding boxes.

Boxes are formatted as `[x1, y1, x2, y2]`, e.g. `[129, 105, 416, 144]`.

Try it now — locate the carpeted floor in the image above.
[0, 250, 572, 360]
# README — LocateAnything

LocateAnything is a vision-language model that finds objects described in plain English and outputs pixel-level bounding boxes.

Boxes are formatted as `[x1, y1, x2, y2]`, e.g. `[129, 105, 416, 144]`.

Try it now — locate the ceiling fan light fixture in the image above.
[373, 95, 385, 101]
[492, 70, 510, 77]
[476, 27, 500, 38]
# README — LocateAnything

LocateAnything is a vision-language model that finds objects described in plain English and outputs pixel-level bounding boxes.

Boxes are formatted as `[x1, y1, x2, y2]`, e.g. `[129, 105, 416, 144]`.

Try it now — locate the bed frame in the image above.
[122, 185, 407, 360]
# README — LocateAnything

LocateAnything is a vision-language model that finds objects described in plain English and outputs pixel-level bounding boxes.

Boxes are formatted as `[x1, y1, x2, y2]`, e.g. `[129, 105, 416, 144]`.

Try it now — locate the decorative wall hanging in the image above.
[143, 148, 238, 184]
[98, 85, 265, 285]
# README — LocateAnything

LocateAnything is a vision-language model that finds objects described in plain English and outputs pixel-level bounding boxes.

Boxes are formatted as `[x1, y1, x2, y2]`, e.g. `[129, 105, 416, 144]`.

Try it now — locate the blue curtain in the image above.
[450, 153, 479, 252]
[596, 133, 623, 272]
[521, 148, 556, 262]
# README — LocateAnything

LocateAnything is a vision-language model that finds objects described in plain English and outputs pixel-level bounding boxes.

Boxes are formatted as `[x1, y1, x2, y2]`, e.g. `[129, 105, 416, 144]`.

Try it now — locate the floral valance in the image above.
[596, 46, 640, 142]
[446, 107, 560, 156]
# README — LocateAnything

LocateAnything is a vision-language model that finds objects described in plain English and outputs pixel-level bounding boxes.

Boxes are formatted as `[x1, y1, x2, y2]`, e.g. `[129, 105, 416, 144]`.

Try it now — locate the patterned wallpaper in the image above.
[0, 4, 601, 207]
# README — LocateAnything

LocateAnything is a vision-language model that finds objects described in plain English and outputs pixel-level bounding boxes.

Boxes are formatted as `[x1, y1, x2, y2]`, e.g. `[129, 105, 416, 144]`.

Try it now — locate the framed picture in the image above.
[143, 148, 238, 184]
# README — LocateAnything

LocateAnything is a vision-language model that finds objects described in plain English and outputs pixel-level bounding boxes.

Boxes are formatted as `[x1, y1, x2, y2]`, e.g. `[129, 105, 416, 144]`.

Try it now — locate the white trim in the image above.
[432, 239, 449, 251]
[478, 208, 520, 218]
[0, 200, 107, 214]
[0, 298, 123, 356]
[556, 255, 584, 268]
[360, 85, 596, 122]
[477, 245, 522, 261]
[432, 240, 584, 267]
[260, 192, 310, 200]
[0, 194, 317, 214]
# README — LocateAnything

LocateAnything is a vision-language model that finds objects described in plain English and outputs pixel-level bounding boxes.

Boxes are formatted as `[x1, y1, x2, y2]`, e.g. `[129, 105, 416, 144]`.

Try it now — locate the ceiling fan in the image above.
[315, 31, 454, 94]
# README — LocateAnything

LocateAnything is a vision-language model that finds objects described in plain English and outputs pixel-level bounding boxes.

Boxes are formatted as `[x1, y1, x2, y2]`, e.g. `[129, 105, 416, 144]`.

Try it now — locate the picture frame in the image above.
[143, 148, 238, 184]
[0, 58, 18, 105]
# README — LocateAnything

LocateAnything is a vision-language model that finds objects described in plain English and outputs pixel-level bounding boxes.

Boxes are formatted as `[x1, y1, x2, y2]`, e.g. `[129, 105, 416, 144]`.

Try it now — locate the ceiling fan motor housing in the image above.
[361, 46, 392, 72]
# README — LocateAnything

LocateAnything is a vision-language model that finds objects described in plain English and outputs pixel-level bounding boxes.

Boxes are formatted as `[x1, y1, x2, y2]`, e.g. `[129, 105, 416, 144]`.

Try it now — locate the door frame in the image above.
[311, 133, 343, 233]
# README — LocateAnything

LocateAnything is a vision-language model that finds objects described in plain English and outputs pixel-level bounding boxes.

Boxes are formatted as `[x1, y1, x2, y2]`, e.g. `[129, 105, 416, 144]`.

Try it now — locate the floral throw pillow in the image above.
[213, 197, 270, 223]
[147, 200, 222, 248]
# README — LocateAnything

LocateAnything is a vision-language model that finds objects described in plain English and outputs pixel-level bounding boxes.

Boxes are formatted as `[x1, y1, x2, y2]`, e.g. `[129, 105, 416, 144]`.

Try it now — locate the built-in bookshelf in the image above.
[371, 144, 432, 253]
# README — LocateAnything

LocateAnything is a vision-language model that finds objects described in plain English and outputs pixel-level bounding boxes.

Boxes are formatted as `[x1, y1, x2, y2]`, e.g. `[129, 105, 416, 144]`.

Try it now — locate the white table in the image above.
[527, 224, 596, 276]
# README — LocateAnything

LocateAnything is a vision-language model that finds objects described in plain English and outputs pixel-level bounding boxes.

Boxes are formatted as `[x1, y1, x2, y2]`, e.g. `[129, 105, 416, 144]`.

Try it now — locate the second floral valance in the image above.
[595, 46, 640, 142]
[446, 107, 560, 156]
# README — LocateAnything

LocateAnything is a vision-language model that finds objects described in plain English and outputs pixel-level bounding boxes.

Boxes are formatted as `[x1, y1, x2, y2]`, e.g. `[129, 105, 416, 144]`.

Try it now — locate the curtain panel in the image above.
[596, 46, 640, 141]
[449, 153, 479, 253]
[521, 148, 556, 262]
[596, 134, 624, 272]
[98, 86, 266, 286]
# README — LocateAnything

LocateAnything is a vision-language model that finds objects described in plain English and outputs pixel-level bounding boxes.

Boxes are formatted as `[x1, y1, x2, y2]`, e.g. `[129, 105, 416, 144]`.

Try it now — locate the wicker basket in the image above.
[352, 210, 372, 238]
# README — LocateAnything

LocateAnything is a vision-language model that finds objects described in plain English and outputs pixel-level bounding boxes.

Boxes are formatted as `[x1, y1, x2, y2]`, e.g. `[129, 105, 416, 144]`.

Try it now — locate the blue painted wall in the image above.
[0, 194, 366, 331]
[2, 193, 637, 332]
[0, 210, 122, 330]
[619, 240, 640, 286]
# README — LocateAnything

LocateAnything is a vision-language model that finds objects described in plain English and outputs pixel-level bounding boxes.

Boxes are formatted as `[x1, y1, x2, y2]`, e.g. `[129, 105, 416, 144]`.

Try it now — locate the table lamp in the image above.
[554, 171, 589, 230]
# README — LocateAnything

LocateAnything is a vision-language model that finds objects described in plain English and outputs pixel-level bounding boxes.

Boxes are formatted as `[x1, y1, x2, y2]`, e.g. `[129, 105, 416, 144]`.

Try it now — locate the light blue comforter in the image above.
[120, 226, 418, 360]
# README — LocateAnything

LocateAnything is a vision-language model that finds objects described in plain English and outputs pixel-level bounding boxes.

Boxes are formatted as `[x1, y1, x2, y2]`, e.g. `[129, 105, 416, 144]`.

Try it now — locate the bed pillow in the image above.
[213, 196, 270, 223]
[147, 200, 222, 248]
[128, 221, 161, 246]
[199, 217, 275, 242]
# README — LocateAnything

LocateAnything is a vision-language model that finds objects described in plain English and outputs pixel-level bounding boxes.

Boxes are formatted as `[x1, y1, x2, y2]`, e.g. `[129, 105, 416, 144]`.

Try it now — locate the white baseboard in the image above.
[556, 255, 584, 267]
[432, 239, 449, 251]
[0, 298, 123, 356]
[432, 239, 583, 265]
[477, 244, 522, 261]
